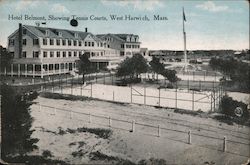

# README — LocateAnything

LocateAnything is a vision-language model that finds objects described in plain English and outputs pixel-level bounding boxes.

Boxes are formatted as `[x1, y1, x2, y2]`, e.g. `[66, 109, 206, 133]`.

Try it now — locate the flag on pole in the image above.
[183, 7, 186, 22]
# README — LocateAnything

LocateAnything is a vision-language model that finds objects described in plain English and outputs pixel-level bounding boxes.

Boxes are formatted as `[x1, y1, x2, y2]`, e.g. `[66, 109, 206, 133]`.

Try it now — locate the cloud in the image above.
[101, 0, 164, 11]
[15, 0, 42, 11]
[51, 3, 70, 13]
[196, 1, 228, 12]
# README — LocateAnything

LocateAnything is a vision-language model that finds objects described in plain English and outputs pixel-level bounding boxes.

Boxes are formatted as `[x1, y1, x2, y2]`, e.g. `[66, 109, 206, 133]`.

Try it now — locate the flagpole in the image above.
[183, 7, 187, 72]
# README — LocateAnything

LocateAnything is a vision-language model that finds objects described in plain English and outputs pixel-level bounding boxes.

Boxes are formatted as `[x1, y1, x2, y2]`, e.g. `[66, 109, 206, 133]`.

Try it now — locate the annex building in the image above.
[6, 24, 143, 78]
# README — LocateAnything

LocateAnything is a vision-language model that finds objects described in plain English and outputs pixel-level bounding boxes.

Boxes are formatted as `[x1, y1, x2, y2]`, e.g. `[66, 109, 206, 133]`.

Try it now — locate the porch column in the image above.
[97, 62, 99, 70]
[59, 63, 61, 74]
[53, 63, 55, 74]
[11, 64, 13, 77]
[41, 64, 43, 78]
[33, 64, 35, 78]
[47, 64, 49, 75]
[18, 64, 20, 77]
[25, 64, 27, 77]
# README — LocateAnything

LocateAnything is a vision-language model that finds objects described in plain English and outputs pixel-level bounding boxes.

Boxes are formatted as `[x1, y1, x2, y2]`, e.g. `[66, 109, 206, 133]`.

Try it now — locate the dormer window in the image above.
[45, 30, 49, 36]
[74, 33, 78, 38]
[57, 32, 62, 37]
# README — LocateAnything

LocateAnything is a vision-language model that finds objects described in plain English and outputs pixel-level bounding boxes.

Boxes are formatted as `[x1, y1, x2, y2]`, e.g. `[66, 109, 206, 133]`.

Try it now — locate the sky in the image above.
[0, 0, 249, 50]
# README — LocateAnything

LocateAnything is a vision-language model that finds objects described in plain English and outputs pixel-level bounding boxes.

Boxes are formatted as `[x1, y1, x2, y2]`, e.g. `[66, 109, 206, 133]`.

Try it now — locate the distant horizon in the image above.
[0, 0, 249, 50]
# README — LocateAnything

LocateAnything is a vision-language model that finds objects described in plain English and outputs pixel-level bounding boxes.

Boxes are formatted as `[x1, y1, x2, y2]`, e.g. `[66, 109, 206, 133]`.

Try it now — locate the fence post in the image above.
[131, 120, 135, 132]
[158, 125, 161, 137]
[90, 83, 93, 98]
[103, 72, 105, 84]
[199, 80, 201, 91]
[52, 77, 54, 92]
[175, 87, 177, 109]
[89, 113, 91, 123]
[80, 85, 82, 96]
[109, 116, 112, 127]
[210, 93, 213, 111]
[144, 85, 146, 105]
[96, 72, 97, 83]
[223, 136, 227, 152]
[192, 90, 194, 111]
[188, 130, 191, 144]
[213, 90, 216, 111]
[112, 91, 115, 101]
[158, 88, 161, 106]
[130, 85, 132, 103]
[111, 73, 113, 85]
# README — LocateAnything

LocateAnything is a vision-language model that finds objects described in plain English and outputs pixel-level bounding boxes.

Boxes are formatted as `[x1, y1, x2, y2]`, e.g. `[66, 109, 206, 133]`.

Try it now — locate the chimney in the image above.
[85, 27, 88, 32]
[18, 23, 23, 58]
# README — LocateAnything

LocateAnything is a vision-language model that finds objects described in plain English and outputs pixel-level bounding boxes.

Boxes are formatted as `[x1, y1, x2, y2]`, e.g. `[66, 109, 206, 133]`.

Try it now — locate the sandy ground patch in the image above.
[30, 96, 250, 164]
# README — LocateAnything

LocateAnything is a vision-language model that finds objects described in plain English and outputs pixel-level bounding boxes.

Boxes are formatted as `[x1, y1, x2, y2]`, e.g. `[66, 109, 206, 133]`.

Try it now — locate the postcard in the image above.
[0, 0, 249, 164]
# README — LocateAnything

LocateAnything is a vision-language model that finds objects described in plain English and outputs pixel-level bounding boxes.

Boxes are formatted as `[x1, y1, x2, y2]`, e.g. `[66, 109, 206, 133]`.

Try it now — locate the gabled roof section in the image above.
[96, 33, 139, 42]
[23, 25, 92, 40]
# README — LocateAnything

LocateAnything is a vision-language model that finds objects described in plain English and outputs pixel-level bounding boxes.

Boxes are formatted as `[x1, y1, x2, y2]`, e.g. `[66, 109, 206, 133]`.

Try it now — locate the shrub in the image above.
[42, 150, 53, 158]
[220, 95, 249, 119]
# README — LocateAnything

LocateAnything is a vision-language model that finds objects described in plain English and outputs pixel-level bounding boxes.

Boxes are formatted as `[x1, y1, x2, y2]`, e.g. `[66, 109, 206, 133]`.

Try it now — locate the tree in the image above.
[78, 53, 91, 84]
[161, 69, 178, 86]
[117, 54, 148, 78]
[149, 56, 165, 81]
[0, 45, 13, 71]
[1, 84, 39, 158]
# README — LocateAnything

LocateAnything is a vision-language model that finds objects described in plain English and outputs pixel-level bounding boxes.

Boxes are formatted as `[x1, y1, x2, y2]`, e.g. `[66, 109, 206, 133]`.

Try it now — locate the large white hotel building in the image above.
[5, 24, 147, 78]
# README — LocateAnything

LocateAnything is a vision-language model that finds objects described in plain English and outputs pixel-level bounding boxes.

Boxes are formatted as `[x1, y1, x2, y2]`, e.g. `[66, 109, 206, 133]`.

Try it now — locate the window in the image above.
[22, 39, 26, 45]
[74, 33, 78, 38]
[62, 39, 66, 45]
[85, 42, 87, 46]
[108, 45, 110, 48]
[50, 39, 54, 45]
[121, 44, 124, 48]
[43, 38, 47, 45]
[45, 30, 49, 36]
[132, 45, 135, 49]
[79, 41, 82, 46]
[101, 52, 103, 56]
[91, 52, 94, 56]
[56, 39, 60, 46]
[88, 42, 91, 46]
[92, 42, 94, 47]
[68, 40, 72, 46]
[33, 51, 39, 58]
[100, 43, 103, 47]
[9, 39, 15, 46]
[33, 38, 39, 45]
[57, 32, 62, 37]
[23, 29, 27, 35]
[68, 51, 72, 57]
[126, 45, 131, 48]
[50, 51, 54, 57]
[74, 51, 77, 57]
[43, 51, 47, 58]
[63, 51, 66, 57]
[22, 51, 26, 58]
[57, 51, 60, 57]
[73, 40, 77, 46]
[120, 51, 124, 56]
